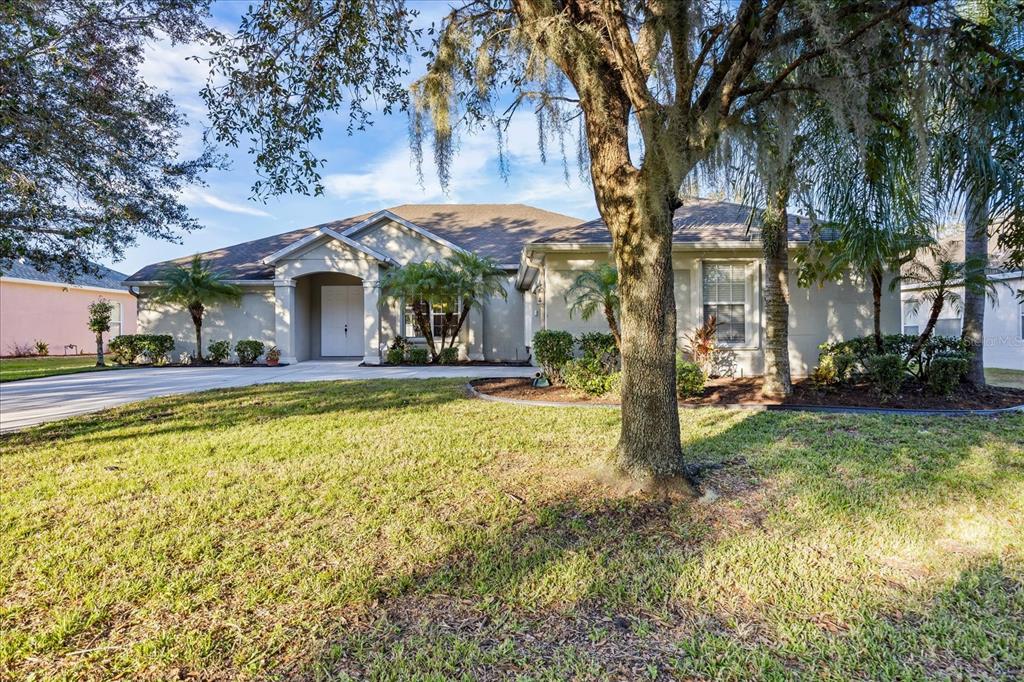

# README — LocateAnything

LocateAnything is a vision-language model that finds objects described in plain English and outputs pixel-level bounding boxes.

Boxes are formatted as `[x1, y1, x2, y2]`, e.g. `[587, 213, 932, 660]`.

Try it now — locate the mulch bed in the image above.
[471, 376, 1024, 411]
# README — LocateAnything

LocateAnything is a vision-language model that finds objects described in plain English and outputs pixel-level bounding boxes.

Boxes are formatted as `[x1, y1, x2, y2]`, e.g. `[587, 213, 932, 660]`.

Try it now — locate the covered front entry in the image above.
[321, 285, 364, 356]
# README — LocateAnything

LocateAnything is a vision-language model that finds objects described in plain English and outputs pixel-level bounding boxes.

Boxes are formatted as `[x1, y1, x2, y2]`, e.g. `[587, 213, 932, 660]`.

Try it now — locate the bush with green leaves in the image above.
[577, 331, 619, 370]
[562, 358, 619, 395]
[438, 347, 459, 365]
[385, 336, 408, 364]
[108, 335, 174, 365]
[927, 356, 969, 396]
[675, 357, 706, 398]
[33, 340, 49, 356]
[864, 353, 905, 398]
[235, 339, 265, 365]
[408, 347, 429, 365]
[532, 330, 573, 383]
[207, 340, 232, 364]
[817, 334, 969, 384]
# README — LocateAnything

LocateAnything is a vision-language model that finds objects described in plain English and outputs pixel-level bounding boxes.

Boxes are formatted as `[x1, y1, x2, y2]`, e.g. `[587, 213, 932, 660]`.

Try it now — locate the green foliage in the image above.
[438, 347, 459, 365]
[577, 332, 618, 369]
[562, 358, 619, 396]
[675, 358, 707, 398]
[33, 340, 49, 357]
[265, 346, 281, 362]
[150, 256, 242, 361]
[1, 0, 216, 278]
[864, 353, 905, 398]
[207, 340, 231, 364]
[683, 316, 719, 377]
[386, 336, 409, 364]
[234, 340, 265, 365]
[565, 266, 620, 345]
[408, 347, 429, 365]
[108, 335, 175, 365]
[816, 334, 969, 384]
[928, 356, 970, 396]
[87, 298, 115, 334]
[532, 330, 573, 383]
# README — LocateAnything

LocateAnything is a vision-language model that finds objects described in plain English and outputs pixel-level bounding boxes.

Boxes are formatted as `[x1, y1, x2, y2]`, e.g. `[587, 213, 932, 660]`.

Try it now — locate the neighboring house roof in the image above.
[126, 204, 586, 282]
[533, 197, 823, 246]
[1, 259, 129, 290]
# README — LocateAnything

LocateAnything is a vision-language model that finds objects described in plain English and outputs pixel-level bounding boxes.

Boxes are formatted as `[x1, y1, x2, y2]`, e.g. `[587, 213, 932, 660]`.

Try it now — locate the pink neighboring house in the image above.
[0, 260, 137, 357]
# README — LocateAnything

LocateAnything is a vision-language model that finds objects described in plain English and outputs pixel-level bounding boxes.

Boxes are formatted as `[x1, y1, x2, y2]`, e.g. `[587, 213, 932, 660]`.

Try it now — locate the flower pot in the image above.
[267, 358, 280, 367]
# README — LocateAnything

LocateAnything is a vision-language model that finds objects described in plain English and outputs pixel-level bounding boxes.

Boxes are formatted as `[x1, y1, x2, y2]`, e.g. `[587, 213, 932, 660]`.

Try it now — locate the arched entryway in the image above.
[293, 272, 366, 360]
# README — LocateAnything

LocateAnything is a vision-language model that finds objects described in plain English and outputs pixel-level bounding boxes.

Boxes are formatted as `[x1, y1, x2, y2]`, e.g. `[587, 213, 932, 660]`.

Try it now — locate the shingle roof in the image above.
[126, 204, 585, 282]
[1, 259, 129, 289]
[534, 198, 822, 246]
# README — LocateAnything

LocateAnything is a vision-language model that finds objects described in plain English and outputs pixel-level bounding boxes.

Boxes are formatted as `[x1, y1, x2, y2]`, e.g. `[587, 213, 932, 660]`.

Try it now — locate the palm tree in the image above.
[444, 251, 508, 352]
[927, 1, 1024, 385]
[151, 256, 241, 362]
[565, 264, 620, 351]
[893, 241, 996, 358]
[379, 261, 448, 360]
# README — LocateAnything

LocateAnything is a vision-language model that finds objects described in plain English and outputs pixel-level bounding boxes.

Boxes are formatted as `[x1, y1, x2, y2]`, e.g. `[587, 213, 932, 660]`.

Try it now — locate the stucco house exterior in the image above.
[900, 238, 1024, 371]
[0, 260, 136, 357]
[125, 199, 899, 374]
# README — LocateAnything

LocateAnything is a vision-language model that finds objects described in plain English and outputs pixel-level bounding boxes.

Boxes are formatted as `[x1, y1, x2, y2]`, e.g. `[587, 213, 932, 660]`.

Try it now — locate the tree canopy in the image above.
[0, 0, 219, 280]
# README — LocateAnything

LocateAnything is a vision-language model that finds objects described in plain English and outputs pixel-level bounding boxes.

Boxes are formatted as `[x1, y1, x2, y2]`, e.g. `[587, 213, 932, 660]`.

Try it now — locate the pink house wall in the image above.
[0, 280, 137, 356]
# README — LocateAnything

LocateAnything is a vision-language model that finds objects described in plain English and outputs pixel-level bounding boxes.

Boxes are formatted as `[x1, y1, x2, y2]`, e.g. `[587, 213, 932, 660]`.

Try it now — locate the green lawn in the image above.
[987, 367, 1024, 389]
[0, 355, 113, 382]
[1, 380, 1022, 680]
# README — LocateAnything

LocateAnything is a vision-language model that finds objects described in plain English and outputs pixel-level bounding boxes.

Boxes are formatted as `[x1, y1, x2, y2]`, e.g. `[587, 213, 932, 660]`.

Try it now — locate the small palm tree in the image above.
[893, 241, 997, 359]
[151, 256, 241, 362]
[379, 261, 450, 360]
[565, 264, 620, 350]
[444, 251, 508, 351]
[87, 298, 115, 366]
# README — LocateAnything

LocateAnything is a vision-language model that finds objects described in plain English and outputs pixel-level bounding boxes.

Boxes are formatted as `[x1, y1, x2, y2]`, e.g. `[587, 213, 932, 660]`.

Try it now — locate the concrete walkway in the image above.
[0, 361, 536, 433]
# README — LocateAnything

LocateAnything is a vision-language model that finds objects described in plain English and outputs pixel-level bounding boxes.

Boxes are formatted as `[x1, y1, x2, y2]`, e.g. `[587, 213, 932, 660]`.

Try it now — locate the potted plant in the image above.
[265, 346, 281, 366]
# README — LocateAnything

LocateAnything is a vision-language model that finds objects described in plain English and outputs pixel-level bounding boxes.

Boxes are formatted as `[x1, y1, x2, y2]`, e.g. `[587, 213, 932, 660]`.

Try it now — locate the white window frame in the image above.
[402, 298, 463, 343]
[109, 300, 124, 338]
[701, 261, 749, 346]
[903, 297, 919, 336]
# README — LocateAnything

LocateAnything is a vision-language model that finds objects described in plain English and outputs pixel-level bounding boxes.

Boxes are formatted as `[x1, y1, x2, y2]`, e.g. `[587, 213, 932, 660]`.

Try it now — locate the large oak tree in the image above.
[204, 0, 963, 487]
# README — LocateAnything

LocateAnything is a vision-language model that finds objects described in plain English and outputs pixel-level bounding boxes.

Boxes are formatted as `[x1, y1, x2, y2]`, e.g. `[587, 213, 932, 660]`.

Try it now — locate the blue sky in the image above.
[107, 1, 599, 276]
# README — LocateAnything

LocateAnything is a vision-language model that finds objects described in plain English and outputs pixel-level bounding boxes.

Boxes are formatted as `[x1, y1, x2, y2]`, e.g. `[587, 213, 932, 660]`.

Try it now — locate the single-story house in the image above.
[125, 199, 899, 374]
[0, 260, 136, 357]
[901, 238, 1024, 371]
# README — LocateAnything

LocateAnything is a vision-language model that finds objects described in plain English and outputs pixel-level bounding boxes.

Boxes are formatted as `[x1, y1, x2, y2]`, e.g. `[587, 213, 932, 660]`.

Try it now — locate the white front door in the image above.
[321, 285, 364, 356]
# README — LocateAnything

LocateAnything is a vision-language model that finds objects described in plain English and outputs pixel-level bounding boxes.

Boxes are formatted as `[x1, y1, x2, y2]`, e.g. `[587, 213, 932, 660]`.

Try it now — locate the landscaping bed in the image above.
[472, 375, 1024, 410]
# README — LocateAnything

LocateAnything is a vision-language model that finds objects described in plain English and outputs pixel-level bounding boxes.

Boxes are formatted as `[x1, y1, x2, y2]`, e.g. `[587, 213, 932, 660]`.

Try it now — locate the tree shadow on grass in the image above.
[291, 410, 1024, 680]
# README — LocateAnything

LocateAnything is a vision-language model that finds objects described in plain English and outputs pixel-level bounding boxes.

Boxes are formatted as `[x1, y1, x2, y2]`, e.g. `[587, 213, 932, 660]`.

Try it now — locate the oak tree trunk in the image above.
[962, 189, 988, 386]
[606, 189, 684, 479]
[761, 185, 792, 398]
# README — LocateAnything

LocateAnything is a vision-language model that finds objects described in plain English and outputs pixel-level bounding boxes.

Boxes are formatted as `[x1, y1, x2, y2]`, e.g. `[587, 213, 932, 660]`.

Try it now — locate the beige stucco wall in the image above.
[136, 286, 275, 359]
[539, 249, 900, 377]
[353, 219, 455, 264]
[483, 276, 529, 362]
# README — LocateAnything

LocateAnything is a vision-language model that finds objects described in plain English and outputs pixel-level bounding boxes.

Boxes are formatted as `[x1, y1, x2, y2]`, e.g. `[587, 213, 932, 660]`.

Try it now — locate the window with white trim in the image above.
[702, 262, 747, 344]
[109, 301, 123, 338]
[404, 299, 461, 341]
[902, 298, 919, 336]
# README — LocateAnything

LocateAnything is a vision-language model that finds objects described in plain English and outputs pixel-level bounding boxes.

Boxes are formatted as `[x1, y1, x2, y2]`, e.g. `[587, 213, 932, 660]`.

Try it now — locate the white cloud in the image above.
[180, 187, 272, 217]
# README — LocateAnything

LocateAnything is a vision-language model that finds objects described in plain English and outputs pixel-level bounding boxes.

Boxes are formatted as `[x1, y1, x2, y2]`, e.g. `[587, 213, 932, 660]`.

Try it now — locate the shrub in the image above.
[683, 316, 721, 377]
[33, 340, 49, 356]
[235, 339, 265, 365]
[605, 371, 622, 396]
[577, 331, 618, 369]
[816, 334, 970, 385]
[927, 356, 969, 396]
[108, 335, 174, 365]
[408, 347, 429, 364]
[864, 353, 905, 398]
[562, 358, 618, 395]
[675, 357, 706, 397]
[207, 340, 231, 364]
[532, 330, 573, 383]
[266, 346, 281, 363]
[8, 342, 35, 357]
[386, 336, 409, 364]
[438, 347, 459, 365]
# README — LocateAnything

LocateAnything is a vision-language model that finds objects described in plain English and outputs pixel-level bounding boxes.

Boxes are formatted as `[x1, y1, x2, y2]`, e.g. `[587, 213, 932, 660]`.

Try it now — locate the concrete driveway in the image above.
[0, 361, 536, 433]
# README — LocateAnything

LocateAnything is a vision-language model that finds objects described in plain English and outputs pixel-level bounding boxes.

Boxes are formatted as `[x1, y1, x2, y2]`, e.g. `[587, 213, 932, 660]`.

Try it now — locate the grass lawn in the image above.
[987, 367, 1024, 389]
[1, 380, 1022, 679]
[0, 355, 113, 383]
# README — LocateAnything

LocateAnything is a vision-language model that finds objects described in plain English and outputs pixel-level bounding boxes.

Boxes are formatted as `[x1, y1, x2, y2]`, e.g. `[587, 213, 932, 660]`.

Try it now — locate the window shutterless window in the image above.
[903, 298, 919, 336]
[404, 299, 461, 341]
[702, 263, 746, 344]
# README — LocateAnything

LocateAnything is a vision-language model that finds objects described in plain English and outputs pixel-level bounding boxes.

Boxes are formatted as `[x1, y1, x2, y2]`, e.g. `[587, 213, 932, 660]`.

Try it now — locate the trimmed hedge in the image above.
[675, 357, 706, 397]
[532, 330, 573, 383]
[563, 358, 619, 395]
[108, 335, 174, 365]
[437, 347, 459, 365]
[235, 339, 265, 365]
